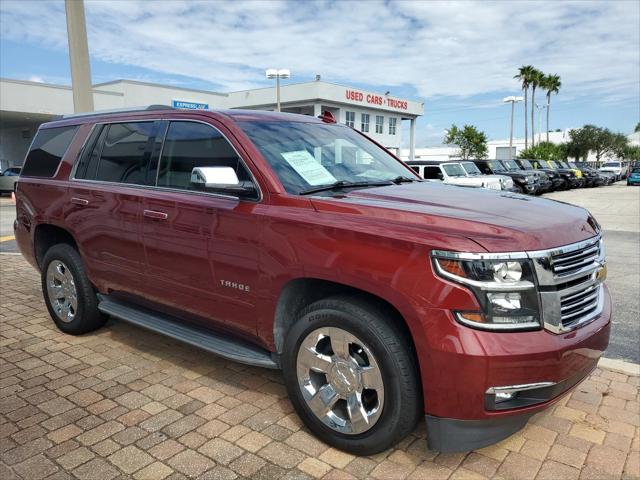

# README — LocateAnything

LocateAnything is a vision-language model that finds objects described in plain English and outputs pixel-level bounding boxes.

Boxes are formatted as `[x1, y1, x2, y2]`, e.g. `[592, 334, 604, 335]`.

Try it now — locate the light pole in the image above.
[503, 96, 523, 159]
[65, 0, 94, 113]
[265, 69, 291, 112]
[536, 104, 547, 145]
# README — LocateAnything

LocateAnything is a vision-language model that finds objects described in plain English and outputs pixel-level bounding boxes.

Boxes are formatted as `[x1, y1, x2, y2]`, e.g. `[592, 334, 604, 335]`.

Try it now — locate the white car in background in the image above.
[406, 161, 503, 190]
[458, 161, 518, 192]
[598, 161, 628, 181]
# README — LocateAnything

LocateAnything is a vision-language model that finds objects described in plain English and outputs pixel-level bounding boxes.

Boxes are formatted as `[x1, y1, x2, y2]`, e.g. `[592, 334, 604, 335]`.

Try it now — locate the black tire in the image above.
[282, 296, 422, 455]
[41, 244, 107, 335]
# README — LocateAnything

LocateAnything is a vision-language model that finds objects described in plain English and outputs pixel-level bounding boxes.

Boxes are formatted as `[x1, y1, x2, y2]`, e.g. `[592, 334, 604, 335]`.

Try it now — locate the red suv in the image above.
[14, 106, 611, 455]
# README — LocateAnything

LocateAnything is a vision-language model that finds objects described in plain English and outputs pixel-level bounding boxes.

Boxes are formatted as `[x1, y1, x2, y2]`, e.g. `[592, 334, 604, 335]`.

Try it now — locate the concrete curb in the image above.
[599, 357, 640, 376]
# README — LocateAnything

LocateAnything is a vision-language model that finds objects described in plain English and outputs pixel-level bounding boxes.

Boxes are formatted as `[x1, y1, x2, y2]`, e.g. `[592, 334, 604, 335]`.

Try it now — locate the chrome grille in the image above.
[551, 240, 600, 277]
[531, 235, 606, 334]
[560, 283, 601, 327]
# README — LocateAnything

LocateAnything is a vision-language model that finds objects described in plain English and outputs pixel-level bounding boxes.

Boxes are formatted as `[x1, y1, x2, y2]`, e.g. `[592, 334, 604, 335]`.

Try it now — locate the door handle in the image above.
[70, 197, 89, 206]
[143, 209, 169, 220]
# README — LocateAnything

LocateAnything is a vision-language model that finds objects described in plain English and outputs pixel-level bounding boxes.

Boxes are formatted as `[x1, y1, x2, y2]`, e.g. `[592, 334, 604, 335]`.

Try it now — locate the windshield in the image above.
[519, 160, 534, 169]
[487, 160, 507, 172]
[442, 163, 467, 177]
[548, 161, 561, 169]
[602, 162, 620, 168]
[238, 121, 415, 194]
[460, 162, 482, 175]
[502, 160, 520, 171]
[568, 162, 579, 169]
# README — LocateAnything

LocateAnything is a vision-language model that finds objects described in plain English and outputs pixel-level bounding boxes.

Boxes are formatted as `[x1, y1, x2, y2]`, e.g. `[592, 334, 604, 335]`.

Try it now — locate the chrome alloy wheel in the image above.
[296, 327, 384, 435]
[46, 260, 78, 323]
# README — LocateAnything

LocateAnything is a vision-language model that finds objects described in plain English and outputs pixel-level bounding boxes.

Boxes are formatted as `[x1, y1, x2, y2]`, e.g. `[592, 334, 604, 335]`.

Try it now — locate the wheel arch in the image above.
[34, 223, 78, 268]
[273, 277, 423, 376]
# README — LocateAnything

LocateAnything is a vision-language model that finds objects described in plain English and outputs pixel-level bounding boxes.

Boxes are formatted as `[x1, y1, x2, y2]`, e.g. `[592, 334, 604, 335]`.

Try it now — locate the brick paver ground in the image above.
[1, 254, 638, 480]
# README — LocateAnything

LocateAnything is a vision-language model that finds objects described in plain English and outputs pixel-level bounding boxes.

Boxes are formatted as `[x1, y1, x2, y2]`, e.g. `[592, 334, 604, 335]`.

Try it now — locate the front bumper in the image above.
[420, 286, 611, 452]
[519, 183, 537, 194]
[550, 178, 565, 190]
[628, 176, 640, 185]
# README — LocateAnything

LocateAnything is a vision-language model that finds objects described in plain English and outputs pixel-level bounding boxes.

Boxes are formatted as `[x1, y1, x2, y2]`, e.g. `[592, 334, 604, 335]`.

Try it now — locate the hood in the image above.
[311, 182, 599, 252]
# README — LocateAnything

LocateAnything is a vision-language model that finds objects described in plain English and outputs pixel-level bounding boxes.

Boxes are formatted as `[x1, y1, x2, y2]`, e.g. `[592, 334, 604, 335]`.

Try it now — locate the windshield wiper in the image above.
[390, 176, 420, 184]
[299, 180, 393, 195]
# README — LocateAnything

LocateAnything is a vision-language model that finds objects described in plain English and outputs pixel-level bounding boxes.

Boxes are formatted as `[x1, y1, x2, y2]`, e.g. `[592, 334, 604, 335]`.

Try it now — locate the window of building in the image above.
[361, 113, 370, 132]
[375, 116, 384, 134]
[94, 122, 159, 185]
[21, 126, 79, 178]
[157, 121, 251, 192]
[345, 111, 355, 128]
[389, 117, 397, 135]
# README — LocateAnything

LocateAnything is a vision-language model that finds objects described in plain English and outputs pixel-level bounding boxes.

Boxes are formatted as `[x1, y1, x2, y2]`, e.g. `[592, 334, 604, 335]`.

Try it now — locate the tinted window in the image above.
[95, 122, 157, 185]
[157, 122, 251, 191]
[423, 166, 442, 180]
[75, 125, 106, 180]
[21, 126, 78, 177]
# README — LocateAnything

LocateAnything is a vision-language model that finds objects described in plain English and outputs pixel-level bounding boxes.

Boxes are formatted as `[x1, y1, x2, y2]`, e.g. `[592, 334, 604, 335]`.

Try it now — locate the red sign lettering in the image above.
[345, 89, 408, 110]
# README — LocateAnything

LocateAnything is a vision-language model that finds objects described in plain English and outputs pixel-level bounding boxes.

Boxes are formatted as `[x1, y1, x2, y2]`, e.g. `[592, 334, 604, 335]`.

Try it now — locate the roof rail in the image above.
[60, 104, 175, 120]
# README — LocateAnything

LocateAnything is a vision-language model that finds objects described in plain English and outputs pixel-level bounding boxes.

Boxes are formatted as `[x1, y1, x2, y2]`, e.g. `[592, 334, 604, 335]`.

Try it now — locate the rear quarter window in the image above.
[21, 126, 79, 178]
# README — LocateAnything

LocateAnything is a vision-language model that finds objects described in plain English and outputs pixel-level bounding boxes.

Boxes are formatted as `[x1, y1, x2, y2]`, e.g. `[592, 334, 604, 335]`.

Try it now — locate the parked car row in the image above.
[406, 158, 620, 194]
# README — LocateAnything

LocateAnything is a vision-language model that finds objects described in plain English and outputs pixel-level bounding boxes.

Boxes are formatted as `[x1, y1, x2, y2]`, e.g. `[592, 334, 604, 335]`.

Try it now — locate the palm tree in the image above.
[529, 68, 544, 147]
[514, 65, 536, 150]
[541, 74, 561, 142]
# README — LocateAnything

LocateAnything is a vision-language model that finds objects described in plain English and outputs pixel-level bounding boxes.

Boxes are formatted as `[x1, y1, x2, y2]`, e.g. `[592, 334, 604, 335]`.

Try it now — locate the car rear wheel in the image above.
[282, 296, 422, 455]
[41, 244, 107, 335]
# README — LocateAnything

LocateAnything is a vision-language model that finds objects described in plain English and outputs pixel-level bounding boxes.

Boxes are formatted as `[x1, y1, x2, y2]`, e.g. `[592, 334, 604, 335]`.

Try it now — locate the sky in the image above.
[1, 0, 639, 147]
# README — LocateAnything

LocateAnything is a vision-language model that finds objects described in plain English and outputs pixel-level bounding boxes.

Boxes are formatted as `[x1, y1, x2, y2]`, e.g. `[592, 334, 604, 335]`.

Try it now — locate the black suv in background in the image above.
[575, 162, 614, 185]
[568, 162, 605, 187]
[531, 160, 581, 189]
[500, 159, 552, 194]
[472, 159, 538, 194]
[515, 159, 566, 191]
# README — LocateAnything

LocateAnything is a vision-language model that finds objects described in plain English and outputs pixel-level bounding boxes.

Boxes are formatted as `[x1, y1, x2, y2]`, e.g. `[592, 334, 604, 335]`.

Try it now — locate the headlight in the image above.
[432, 252, 541, 331]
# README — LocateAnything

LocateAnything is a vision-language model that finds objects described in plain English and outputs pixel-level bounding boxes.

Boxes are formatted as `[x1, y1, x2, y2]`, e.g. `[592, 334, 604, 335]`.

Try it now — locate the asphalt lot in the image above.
[1, 182, 638, 363]
[545, 183, 640, 364]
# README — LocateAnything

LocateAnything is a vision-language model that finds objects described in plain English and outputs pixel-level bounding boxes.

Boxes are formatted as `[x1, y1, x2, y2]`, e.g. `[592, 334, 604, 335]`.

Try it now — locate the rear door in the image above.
[68, 121, 162, 295]
[140, 120, 263, 336]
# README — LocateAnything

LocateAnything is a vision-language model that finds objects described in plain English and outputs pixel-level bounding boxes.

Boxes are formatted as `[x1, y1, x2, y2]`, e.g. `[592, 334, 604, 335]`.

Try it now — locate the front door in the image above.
[140, 120, 263, 336]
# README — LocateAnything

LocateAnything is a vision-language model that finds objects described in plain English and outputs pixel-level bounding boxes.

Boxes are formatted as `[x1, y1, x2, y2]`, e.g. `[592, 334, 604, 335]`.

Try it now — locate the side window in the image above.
[21, 126, 79, 178]
[422, 166, 441, 180]
[157, 121, 251, 191]
[75, 125, 106, 180]
[95, 122, 157, 185]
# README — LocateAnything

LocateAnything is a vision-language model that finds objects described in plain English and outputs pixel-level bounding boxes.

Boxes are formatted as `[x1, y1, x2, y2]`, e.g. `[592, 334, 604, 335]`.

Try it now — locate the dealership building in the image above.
[0, 77, 424, 171]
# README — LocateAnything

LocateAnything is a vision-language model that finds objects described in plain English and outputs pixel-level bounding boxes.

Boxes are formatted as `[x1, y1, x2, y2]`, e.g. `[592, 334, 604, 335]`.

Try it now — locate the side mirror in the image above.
[437, 172, 444, 180]
[190, 166, 257, 198]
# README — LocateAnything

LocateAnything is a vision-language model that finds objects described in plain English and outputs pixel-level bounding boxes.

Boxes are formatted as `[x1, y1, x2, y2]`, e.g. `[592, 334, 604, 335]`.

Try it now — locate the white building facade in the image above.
[0, 78, 423, 170]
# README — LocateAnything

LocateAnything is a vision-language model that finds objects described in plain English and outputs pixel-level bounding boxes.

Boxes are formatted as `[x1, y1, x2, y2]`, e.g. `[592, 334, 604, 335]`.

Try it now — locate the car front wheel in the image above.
[282, 296, 422, 455]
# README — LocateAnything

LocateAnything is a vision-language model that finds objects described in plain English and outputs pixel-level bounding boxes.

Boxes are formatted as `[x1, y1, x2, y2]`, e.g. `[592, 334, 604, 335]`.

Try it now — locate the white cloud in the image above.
[28, 75, 45, 83]
[1, 0, 638, 104]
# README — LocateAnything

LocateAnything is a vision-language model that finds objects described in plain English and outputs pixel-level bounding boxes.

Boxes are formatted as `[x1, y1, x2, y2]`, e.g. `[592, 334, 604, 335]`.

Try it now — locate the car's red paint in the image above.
[14, 109, 611, 426]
